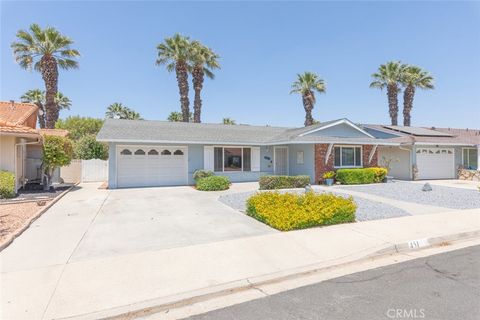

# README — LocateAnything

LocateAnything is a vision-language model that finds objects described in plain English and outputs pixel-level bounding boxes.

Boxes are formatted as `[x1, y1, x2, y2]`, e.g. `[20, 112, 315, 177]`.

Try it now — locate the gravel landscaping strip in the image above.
[337, 181, 480, 209]
[218, 190, 410, 222]
[0, 184, 73, 204]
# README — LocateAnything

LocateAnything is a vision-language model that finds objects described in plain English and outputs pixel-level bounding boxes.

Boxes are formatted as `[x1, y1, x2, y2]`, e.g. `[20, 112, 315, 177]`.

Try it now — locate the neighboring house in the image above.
[363, 125, 480, 180]
[98, 118, 477, 189]
[0, 101, 69, 191]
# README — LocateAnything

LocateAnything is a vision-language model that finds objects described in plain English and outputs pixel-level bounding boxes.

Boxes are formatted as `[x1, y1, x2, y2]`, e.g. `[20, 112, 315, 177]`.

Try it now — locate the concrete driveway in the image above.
[1, 182, 274, 272]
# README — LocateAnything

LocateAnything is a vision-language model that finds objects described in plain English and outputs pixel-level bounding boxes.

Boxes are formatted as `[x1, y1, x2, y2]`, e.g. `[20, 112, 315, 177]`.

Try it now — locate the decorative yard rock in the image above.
[422, 183, 432, 192]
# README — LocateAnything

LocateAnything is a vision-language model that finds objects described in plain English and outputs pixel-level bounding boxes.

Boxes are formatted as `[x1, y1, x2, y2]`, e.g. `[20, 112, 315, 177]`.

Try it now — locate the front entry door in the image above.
[274, 147, 288, 175]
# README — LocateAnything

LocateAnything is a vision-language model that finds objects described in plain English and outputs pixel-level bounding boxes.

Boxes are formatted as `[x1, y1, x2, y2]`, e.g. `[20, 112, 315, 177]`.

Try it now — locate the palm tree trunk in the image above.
[41, 55, 59, 129]
[303, 91, 314, 127]
[192, 65, 204, 123]
[403, 84, 415, 127]
[387, 83, 399, 126]
[175, 60, 190, 122]
[35, 103, 46, 128]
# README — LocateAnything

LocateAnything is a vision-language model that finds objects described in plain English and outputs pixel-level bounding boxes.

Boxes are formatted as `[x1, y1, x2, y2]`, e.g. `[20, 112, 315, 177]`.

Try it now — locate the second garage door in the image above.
[117, 146, 187, 188]
[416, 147, 455, 180]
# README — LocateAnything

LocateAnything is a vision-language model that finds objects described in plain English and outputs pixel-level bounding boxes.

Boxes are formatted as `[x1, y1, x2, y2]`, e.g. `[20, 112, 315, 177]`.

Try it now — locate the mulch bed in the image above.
[0, 184, 73, 204]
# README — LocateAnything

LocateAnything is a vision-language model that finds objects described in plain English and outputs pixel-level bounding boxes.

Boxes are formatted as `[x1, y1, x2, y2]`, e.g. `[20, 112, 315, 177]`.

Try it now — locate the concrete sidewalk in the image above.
[1, 209, 479, 320]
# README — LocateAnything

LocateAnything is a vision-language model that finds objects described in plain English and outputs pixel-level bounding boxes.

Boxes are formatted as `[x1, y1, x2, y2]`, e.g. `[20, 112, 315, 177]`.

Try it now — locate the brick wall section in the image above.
[314, 144, 379, 184]
[314, 144, 335, 184]
[362, 145, 378, 168]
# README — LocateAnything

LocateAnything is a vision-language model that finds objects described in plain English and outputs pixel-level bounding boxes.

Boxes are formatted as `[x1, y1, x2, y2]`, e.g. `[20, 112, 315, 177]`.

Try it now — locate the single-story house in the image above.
[0, 101, 69, 191]
[97, 118, 479, 189]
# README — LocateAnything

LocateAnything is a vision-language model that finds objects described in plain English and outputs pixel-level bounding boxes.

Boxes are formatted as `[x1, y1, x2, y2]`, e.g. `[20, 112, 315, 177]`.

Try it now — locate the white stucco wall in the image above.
[0, 135, 16, 173]
[378, 146, 412, 180]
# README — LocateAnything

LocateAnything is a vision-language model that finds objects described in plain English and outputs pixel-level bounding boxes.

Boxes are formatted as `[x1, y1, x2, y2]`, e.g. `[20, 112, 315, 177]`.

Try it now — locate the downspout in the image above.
[15, 137, 41, 189]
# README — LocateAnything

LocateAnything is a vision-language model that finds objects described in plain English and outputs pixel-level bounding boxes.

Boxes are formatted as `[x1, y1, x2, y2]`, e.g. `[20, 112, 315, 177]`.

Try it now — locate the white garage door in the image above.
[117, 146, 187, 188]
[416, 148, 455, 180]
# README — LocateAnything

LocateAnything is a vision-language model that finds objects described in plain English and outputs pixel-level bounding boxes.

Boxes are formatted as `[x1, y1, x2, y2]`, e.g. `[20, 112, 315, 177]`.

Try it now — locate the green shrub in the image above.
[196, 175, 230, 191]
[74, 134, 109, 160]
[193, 169, 214, 181]
[335, 167, 388, 184]
[246, 191, 356, 231]
[259, 175, 310, 190]
[0, 170, 16, 199]
[368, 167, 388, 183]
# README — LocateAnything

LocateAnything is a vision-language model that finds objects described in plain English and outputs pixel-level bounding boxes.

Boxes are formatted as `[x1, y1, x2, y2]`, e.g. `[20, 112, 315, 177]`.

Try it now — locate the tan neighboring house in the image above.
[0, 101, 68, 191]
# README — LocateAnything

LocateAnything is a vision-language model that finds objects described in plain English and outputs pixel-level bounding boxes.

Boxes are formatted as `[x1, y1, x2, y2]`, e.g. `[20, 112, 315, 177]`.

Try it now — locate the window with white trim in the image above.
[463, 148, 478, 170]
[213, 147, 252, 172]
[334, 146, 362, 167]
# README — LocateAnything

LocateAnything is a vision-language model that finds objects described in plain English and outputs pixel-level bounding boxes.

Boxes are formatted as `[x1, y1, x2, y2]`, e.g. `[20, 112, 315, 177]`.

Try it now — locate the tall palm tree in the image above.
[290, 72, 326, 127]
[105, 102, 142, 120]
[21, 89, 72, 128]
[11, 24, 80, 128]
[156, 34, 192, 122]
[189, 41, 220, 123]
[167, 111, 192, 122]
[401, 66, 434, 126]
[370, 61, 406, 126]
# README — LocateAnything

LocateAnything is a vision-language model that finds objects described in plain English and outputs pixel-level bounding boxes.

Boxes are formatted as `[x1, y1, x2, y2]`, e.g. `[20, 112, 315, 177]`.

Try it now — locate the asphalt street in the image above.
[187, 245, 480, 320]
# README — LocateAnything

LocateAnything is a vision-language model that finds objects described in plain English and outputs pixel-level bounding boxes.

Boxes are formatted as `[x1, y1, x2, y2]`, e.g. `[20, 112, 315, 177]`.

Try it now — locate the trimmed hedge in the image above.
[193, 169, 214, 181]
[259, 175, 310, 190]
[196, 175, 231, 191]
[335, 167, 388, 185]
[246, 191, 356, 231]
[0, 170, 16, 199]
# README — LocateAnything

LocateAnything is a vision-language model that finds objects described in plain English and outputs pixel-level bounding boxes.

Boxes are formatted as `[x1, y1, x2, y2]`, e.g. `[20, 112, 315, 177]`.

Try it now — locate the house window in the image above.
[463, 148, 478, 170]
[213, 147, 252, 172]
[297, 151, 304, 164]
[334, 146, 362, 167]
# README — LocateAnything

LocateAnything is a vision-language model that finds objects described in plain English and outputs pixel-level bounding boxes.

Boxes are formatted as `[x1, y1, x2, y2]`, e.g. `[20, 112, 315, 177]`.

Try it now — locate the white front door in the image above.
[274, 147, 288, 175]
[117, 146, 187, 188]
[416, 147, 455, 180]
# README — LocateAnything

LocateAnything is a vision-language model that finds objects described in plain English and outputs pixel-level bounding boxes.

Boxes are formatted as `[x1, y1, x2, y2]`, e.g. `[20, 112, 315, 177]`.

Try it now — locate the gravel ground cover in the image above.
[337, 181, 480, 209]
[218, 190, 410, 222]
[0, 201, 49, 245]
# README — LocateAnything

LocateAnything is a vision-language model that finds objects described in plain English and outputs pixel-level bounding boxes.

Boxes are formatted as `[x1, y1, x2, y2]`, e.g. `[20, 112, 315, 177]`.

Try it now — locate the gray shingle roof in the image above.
[97, 119, 478, 146]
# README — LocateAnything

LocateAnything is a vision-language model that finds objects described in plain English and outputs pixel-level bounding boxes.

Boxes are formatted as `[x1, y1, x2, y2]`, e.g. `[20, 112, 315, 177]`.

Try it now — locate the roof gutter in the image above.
[97, 138, 401, 146]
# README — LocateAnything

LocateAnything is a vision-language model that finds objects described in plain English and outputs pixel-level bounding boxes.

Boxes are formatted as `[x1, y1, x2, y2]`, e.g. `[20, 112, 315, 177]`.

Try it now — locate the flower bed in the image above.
[246, 191, 356, 231]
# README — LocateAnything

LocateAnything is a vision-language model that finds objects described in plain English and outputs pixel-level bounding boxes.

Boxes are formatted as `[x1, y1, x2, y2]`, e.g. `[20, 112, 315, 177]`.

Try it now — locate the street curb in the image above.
[0, 183, 78, 252]
[63, 229, 480, 320]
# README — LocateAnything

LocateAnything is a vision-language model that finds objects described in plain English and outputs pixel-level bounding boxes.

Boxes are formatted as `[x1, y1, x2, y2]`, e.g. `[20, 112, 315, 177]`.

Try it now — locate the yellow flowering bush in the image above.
[246, 191, 356, 231]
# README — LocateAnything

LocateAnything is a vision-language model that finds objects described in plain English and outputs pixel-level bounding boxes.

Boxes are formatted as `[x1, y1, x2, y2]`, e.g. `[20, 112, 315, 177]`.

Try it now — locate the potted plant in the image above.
[323, 171, 335, 186]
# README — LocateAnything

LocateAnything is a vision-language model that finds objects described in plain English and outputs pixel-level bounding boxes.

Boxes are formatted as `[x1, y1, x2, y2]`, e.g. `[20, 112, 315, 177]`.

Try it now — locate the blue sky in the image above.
[1, 1, 479, 128]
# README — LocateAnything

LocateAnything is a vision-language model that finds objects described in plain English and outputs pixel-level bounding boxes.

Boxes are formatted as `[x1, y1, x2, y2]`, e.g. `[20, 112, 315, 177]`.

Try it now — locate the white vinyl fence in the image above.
[81, 159, 108, 182]
[60, 159, 108, 183]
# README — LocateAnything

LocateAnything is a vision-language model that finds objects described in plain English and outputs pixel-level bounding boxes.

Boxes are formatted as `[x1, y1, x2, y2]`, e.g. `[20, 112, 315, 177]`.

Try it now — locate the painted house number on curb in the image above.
[408, 238, 429, 249]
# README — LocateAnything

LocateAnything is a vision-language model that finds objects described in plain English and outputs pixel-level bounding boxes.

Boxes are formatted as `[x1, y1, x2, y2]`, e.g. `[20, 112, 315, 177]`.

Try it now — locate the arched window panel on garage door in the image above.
[148, 149, 159, 155]
[173, 149, 184, 155]
[120, 149, 132, 155]
[161, 149, 172, 155]
[134, 149, 146, 155]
